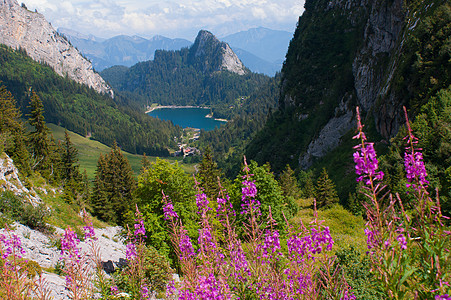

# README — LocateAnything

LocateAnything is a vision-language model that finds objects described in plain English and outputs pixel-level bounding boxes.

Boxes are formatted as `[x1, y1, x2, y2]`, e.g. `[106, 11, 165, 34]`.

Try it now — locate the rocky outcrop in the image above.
[190, 30, 247, 75]
[278, 0, 407, 168]
[299, 99, 354, 169]
[353, 0, 405, 137]
[0, 0, 113, 96]
[1, 223, 127, 299]
[0, 152, 42, 206]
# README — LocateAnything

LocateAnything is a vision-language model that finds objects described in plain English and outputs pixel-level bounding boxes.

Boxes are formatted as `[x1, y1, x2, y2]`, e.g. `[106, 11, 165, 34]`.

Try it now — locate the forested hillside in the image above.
[0, 44, 181, 155]
[196, 74, 280, 175]
[101, 31, 271, 119]
[246, 0, 451, 206]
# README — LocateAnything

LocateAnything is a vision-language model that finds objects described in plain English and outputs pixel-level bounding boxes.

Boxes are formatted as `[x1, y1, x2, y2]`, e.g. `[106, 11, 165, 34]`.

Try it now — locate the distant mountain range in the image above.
[58, 27, 293, 76]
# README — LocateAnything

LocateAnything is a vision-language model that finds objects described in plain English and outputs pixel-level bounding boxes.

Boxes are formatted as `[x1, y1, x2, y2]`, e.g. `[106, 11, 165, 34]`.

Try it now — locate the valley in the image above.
[0, 0, 450, 299]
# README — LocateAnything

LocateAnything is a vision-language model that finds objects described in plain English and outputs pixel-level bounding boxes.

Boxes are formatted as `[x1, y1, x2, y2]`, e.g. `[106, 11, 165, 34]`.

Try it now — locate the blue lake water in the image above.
[147, 107, 226, 131]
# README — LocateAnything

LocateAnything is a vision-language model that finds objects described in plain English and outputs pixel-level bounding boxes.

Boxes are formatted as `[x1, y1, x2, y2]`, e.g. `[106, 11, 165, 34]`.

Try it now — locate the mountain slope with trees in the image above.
[101, 30, 271, 118]
[0, 44, 181, 156]
[245, 0, 450, 205]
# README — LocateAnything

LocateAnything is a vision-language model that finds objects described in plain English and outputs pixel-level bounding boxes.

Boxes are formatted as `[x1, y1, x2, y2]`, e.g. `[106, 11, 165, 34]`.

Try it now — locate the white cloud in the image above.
[23, 0, 305, 39]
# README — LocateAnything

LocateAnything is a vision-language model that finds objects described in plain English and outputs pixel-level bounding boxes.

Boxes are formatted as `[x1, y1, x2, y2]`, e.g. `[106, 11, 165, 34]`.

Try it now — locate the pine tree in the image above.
[197, 146, 221, 200]
[61, 130, 80, 182]
[27, 91, 51, 176]
[90, 142, 136, 224]
[141, 152, 151, 172]
[279, 164, 301, 200]
[314, 168, 339, 208]
[0, 85, 31, 174]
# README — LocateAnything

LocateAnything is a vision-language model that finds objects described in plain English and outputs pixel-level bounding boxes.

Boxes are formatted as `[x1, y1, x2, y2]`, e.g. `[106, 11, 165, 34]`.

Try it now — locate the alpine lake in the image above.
[146, 107, 227, 131]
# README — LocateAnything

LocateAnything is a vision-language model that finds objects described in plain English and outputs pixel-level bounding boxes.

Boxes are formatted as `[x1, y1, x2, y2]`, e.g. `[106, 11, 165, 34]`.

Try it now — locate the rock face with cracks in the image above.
[1, 223, 127, 299]
[0, 152, 42, 206]
[0, 0, 113, 96]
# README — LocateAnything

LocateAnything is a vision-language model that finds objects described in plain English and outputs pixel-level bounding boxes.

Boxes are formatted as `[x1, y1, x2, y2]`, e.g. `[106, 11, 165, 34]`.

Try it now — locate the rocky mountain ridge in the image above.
[58, 27, 192, 71]
[60, 27, 287, 76]
[0, 0, 112, 96]
[190, 30, 247, 75]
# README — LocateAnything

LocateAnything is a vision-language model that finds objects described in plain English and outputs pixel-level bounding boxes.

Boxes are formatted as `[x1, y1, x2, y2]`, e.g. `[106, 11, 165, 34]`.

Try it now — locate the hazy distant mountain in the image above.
[222, 27, 292, 65]
[59, 27, 292, 76]
[58, 28, 192, 71]
[231, 47, 281, 76]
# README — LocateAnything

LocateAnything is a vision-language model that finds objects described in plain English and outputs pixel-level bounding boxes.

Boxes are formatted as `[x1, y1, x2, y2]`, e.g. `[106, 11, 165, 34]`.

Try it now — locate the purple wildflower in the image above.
[435, 295, 451, 300]
[0, 232, 26, 259]
[241, 180, 261, 215]
[196, 192, 210, 213]
[162, 192, 179, 221]
[403, 106, 429, 190]
[364, 228, 379, 250]
[258, 229, 282, 262]
[133, 206, 146, 238]
[396, 234, 407, 250]
[194, 273, 231, 300]
[110, 286, 119, 295]
[166, 281, 178, 298]
[126, 242, 137, 260]
[83, 223, 96, 240]
[229, 240, 251, 280]
[198, 225, 216, 251]
[60, 227, 81, 261]
[141, 286, 150, 299]
[287, 226, 334, 261]
[353, 107, 384, 185]
[179, 231, 195, 260]
[341, 290, 357, 300]
[134, 219, 146, 237]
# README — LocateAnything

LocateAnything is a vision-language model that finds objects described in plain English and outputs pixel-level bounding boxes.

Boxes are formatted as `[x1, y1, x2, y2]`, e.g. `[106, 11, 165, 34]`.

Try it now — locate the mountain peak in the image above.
[190, 30, 247, 75]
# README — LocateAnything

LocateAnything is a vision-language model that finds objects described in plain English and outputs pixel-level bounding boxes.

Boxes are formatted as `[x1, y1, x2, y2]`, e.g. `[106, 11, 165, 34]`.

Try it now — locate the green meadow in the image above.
[48, 123, 196, 180]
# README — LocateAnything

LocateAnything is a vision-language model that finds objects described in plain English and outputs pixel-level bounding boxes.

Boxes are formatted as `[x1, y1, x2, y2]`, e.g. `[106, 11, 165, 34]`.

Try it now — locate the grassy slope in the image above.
[48, 123, 195, 180]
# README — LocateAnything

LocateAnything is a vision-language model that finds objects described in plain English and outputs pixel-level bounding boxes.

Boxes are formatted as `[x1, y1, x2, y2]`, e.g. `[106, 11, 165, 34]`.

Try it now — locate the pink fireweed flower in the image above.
[196, 192, 210, 213]
[396, 234, 407, 250]
[241, 180, 261, 215]
[287, 226, 334, 261]
[134, 219, 146, 237]
[126, 242, 137, 260]
[179, 230, 195, 260]
[110, 285, 119, 295]
[0, 232, 26, 259]
[364, 227, 379, 250]
[404, 152, 428, 188]
[229, 240, 251, 280]
[194, 273, 231, 300]
[60, 227, 81, 261]
[141, 286, 150, 299]
[133, 205, 146, 237]
[83, 222, 96, 240]
[342, 290, 357, 300]
[353, 107, 384, 185]
[82, 208, 96, 240]
[403, 106, 429, 190]
[162, 192, 179, 221]
[258, 229, 282, 262]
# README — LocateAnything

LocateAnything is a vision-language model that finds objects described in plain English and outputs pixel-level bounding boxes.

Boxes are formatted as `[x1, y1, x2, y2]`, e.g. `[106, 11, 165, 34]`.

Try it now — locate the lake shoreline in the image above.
[145, 105, 209, 114]
[146, 105, 228, 123]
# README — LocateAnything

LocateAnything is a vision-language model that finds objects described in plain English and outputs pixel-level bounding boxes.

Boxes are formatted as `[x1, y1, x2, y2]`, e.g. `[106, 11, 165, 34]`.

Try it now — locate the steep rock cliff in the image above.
[248, 0, 450, 172]
[189, 30, 247, 75]
[0, 0, 112, 96]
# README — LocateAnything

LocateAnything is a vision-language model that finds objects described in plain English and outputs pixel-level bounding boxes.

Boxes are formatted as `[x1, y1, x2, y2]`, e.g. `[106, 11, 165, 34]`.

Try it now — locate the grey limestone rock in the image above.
[0, 0, 113, 96]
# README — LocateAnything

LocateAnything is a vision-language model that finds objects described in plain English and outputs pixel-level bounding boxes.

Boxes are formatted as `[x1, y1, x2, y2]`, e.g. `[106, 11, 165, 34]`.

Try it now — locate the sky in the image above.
[22, 0, 305, 41]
